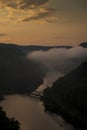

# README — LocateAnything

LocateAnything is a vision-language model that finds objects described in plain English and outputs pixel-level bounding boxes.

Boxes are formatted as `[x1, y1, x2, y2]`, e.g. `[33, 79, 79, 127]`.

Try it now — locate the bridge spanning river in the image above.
[28, 91, 43, 99]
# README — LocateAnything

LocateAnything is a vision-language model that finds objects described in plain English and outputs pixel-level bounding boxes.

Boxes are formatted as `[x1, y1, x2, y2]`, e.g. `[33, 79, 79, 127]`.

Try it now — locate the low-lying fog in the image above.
[27, 46, 87, 90]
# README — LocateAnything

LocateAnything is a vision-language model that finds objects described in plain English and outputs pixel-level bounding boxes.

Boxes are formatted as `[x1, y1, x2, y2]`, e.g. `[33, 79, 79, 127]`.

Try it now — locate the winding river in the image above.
[0, 94, 75, 130]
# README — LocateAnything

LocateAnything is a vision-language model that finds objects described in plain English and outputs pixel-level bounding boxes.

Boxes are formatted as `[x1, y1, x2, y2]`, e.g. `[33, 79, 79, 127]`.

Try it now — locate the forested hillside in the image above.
[43, 60, 87, 129]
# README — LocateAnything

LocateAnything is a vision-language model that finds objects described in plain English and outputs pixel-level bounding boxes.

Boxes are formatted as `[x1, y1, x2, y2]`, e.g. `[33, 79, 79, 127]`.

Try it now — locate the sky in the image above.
[0, 0, 87, 46]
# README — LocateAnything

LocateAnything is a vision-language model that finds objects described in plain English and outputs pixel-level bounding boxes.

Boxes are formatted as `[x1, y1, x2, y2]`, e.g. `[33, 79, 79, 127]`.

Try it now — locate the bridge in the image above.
[27, 91, 44, 99]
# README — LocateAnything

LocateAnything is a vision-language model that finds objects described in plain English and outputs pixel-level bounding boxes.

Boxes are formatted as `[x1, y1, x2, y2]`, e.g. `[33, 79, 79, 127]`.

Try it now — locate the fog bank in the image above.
[28, 46, 87, 74]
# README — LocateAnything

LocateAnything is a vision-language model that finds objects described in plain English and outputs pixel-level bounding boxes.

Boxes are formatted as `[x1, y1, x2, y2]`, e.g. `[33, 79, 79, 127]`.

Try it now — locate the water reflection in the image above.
[0, 95, 75, 130]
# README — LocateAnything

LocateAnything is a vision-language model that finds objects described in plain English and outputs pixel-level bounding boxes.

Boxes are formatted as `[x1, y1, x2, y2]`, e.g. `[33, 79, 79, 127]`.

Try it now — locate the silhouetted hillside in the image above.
[0, 43, 45, 95]
[43, 60, 87, 129]
[79, 42, 87, 48]
[0, 106, 20, 130]
[20, 45, 72, 53]
[0, 43, 72, 54]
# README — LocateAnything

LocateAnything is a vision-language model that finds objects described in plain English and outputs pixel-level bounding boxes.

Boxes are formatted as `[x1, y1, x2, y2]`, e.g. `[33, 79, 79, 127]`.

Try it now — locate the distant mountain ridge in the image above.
[79, 42, 87, 48]
[20, 45, 72, 53]
[0, 43, 72, 53]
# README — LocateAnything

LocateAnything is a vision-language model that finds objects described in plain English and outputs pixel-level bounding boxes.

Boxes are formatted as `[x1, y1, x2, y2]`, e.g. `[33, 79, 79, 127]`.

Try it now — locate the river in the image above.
[0, 94, 75, 130]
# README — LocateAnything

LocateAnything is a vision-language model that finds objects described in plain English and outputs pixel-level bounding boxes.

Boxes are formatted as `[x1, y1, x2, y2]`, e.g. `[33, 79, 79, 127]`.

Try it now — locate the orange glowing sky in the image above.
[0, 0, 87, 45]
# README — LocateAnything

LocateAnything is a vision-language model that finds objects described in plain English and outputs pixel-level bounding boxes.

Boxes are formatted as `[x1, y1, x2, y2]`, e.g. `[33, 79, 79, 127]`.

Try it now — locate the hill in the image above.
[43, 60, 87, 129]
[79, 42, 87, 48]
[0, 43, 45, 95]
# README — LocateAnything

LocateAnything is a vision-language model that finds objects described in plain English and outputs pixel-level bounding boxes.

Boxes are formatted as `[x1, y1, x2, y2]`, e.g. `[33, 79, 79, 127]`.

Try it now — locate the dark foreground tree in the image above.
[0, 106, 20, 130]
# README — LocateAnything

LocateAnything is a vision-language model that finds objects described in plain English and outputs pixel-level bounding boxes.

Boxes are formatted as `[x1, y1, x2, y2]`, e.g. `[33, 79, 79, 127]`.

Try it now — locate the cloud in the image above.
[0, 0, 55, 23]
[0, 0, 48, 10]
[1, 0, 87, 23]
[17, 8, 55, 22]
[0, 33, 6, 37]
[48, 0, 87, 23]
[53, 0, 87, 12]
[28, 46, 87, 74]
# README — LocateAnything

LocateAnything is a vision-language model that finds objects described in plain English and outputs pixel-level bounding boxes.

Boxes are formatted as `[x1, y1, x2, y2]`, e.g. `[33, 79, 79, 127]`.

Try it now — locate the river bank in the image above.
[42, 94, 87, 130]
[0, 94, 75, 130]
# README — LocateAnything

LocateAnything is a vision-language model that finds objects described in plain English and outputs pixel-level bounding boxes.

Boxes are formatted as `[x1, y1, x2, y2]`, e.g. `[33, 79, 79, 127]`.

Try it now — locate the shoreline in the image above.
[42, 96, 87, 130]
